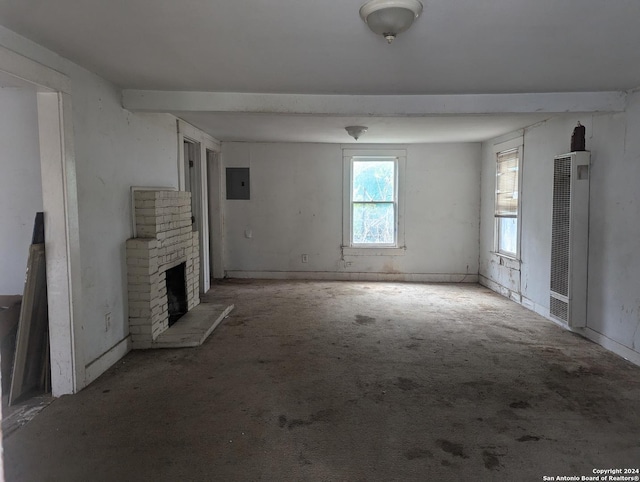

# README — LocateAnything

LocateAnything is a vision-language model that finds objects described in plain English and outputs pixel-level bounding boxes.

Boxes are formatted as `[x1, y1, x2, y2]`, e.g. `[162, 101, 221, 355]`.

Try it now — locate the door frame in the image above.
[177, 119, 220, 293]
[207, 149, 224, 279]
[0, 45, 85, 395]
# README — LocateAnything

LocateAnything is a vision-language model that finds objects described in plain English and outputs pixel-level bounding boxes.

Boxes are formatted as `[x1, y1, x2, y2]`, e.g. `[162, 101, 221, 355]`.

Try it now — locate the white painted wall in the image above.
[71, 69, 179, 365]
[221, 142, 481, 280]
[480, 102, 640, 362]
[0, 87, 42, 295]
[0, 26, 181, 385]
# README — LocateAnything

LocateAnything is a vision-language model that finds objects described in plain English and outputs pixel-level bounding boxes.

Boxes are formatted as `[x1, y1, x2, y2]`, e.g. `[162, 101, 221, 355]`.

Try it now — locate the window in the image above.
[342, 149, 406, 256]
[352, 158, 396, 245]
[495, 146, 520, 257]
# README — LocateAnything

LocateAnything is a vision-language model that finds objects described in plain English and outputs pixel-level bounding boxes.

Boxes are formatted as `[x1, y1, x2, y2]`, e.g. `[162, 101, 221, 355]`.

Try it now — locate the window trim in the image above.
[493, 137, 523, 259]
[342, 148, 406, 256]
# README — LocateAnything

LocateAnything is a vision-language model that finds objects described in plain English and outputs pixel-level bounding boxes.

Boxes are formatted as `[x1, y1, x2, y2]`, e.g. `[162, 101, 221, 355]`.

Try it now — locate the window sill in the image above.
[490, 251, 521, 269]
[342, 246, 406, 257]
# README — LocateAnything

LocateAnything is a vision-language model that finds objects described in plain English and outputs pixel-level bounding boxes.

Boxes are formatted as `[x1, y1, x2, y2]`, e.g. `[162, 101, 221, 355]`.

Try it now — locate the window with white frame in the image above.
[495, 146, 520, 257]
[342, 149, 406, 255]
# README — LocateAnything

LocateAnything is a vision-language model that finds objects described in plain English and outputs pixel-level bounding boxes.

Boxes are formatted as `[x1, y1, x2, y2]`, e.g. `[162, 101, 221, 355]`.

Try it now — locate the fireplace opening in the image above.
[166, 263, 188, 326]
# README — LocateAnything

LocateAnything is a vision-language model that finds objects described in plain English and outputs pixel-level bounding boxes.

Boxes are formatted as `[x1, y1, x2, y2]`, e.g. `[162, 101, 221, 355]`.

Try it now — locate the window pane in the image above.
[498, 218, 518, 255]
[353, 202, 395, 244]
[353, 161, 394, 202]
[496, 148, 519, 216]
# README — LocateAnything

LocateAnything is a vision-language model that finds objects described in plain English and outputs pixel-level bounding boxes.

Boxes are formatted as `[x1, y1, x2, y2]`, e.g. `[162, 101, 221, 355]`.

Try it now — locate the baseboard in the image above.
[520, 295, 550, 319]
[579, 327, 640, 367]
[480, 275, 640, 367]
[479, 275, 516, 299]
[224, 271, 478, 283]
[84, 335, 131, 385]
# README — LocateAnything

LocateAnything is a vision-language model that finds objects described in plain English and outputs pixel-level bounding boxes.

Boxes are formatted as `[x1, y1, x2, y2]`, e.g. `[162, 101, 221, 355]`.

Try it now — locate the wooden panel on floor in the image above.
[9, 243, 49, 405]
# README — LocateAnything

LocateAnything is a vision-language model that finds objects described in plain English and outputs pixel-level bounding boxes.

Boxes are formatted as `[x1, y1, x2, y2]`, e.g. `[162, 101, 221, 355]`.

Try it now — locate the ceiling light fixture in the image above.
[359, 0, 423, 44]
[345, 126, 368, 141]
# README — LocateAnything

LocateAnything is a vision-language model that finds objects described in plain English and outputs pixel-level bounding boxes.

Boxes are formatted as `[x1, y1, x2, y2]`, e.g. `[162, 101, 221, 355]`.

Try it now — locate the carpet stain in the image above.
[355, 315, 376, 325]
[405, 448, 433, 460]
[482, 450, 501, 470]
[436, 439, 469, 459]
[517, 435, 541, 442]
[283, 409, 337, 430]
[288, 419, 310, 429]
[397, 377, 421, 391]
[298, 452, 312, 466]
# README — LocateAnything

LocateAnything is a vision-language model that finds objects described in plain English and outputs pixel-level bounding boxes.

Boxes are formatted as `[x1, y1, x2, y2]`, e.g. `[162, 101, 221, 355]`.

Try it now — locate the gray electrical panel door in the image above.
[226, 168, 250, 200]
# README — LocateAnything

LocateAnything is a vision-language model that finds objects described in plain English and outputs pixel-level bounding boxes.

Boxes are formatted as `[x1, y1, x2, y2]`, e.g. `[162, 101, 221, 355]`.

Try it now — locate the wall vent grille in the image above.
[550, 156, 571, 297]
[550, 296, 569, 322]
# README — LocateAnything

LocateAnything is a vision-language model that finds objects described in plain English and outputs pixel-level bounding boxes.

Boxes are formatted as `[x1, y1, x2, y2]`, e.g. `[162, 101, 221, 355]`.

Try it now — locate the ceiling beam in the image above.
[0, 44, 70, 93]
[122, 90, 627, 116]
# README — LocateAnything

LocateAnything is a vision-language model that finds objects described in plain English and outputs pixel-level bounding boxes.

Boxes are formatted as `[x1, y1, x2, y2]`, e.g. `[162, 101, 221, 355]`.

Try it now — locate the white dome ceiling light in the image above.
[345, 126, 368, 141]
[359, 0, 423, 44]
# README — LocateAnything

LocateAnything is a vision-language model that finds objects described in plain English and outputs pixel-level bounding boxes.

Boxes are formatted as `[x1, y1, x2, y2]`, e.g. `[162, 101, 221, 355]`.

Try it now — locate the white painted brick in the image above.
[127, 248, 155, 259]
[137, 226, 158, 237]
[127, 256, 150, 267]
[127, 266, 157, 277]
[127, 238, 157, 249]
[128, 316, 149, 325]
[130, 325, 152, 335]
[128, 287, 151, 298]
[127, 283, 151, 293]
[127, 273, 156, 283]
[136, 208, 158, 217]
[129, 307, 151, 317]
[151, 312, 163, 323]
[136, 199, 155, 208]
[135, 190, 158, 200]
[129, 300, 151, 310]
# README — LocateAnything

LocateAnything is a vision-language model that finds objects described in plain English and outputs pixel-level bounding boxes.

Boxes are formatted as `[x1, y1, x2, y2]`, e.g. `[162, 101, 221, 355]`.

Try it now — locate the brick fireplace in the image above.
[126, 190, 200, 349]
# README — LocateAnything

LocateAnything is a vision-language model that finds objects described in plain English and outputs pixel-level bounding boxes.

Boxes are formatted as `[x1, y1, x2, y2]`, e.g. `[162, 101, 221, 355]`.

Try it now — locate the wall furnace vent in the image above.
[549, 151, 590, 327]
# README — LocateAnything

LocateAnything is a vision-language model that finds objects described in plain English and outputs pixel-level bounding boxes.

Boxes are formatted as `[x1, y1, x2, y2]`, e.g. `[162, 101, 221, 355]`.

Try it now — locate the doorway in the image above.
[0, 45, 84, 397]
[178, 120, 221, 292]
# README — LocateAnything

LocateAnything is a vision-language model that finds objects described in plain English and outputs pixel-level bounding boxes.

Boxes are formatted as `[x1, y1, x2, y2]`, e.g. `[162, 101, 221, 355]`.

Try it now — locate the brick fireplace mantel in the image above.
[126, 190, 200, 349]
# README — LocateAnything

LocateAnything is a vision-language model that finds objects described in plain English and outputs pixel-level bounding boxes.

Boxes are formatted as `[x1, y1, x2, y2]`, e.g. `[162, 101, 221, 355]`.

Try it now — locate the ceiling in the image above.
[1, 0, 637, 142]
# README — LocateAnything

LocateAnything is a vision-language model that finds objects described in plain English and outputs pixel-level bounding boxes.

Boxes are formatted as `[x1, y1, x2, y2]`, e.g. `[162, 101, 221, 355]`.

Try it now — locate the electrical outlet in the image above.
[301, 254, 309, 263]
[105, 312, 112, 332]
